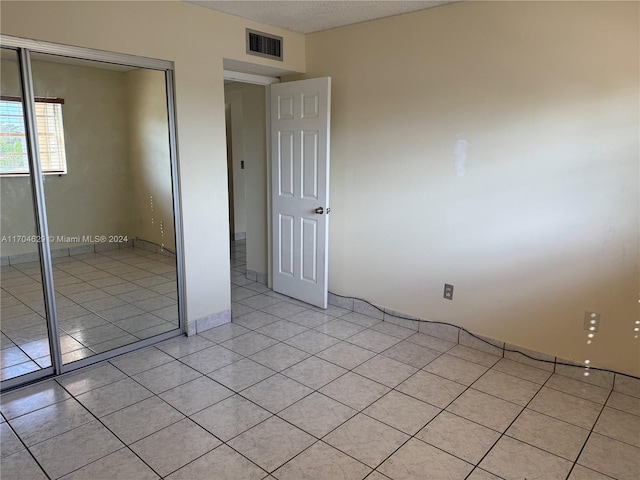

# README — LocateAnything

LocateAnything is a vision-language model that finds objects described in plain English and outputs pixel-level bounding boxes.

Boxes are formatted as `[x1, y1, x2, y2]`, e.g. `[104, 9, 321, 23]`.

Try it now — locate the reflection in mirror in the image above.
[0, 48, 52, 380]
[28, 53, 179, 364]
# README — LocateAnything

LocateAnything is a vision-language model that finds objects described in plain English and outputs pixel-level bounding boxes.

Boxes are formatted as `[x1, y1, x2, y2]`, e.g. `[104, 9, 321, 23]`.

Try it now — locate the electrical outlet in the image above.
[444, 284, 454, 300]
[584, 311, 600, 332]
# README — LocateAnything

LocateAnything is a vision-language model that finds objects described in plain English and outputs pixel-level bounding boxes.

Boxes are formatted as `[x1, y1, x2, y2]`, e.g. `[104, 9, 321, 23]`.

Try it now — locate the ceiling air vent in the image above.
[246, 29, 283, 61]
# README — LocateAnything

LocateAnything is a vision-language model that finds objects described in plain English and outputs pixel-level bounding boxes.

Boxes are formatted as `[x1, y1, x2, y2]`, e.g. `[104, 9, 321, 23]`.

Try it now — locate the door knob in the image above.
[314, 207, 324, 214]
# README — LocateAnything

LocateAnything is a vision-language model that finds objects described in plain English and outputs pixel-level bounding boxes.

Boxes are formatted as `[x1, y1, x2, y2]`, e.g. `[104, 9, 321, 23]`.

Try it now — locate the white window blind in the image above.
[0, 96, 67, 175]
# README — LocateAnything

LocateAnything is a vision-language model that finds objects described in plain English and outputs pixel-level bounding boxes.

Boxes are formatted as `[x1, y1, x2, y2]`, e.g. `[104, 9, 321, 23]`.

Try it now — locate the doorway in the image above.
[223, 72, 276, 287]
[223, 72, 332, 308]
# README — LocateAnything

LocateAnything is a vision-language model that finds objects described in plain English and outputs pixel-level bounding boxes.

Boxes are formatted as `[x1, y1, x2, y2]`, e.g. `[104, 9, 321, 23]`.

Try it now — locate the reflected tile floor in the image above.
[1, 242, 639, 479]
[1, 246, 179, 381]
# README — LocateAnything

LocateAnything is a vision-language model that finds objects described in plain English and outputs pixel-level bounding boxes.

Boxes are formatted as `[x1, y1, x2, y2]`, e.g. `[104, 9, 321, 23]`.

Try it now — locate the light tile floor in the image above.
[0, 241, 639, 479]
[1, 247, 179, 381]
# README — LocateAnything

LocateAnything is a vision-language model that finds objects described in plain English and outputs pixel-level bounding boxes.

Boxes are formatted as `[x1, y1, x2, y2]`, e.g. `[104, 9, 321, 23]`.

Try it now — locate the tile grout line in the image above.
[52, 349, 250, 480]
[3, 247, 179, 373]
[1, 416, 54, 480]
[5, 321, 634, 479]
[564, 388, 616, 480]
[260, 316, 473, 475]
[362, 342, 519, 475]
[4, 247, 637, 479]
[252, 312, 628, 479]
[182, 304, 451, 476]
[469, 369, 557, 477]
[25, 376, 165, 480]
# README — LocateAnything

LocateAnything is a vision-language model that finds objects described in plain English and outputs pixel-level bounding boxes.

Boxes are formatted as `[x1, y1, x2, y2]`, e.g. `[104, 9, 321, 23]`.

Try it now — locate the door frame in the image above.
[222, 70, 279, 289]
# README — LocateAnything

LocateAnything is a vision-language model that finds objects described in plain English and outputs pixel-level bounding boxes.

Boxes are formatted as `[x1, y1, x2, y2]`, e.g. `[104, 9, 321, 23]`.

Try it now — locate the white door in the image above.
[271, 77, 331, 308]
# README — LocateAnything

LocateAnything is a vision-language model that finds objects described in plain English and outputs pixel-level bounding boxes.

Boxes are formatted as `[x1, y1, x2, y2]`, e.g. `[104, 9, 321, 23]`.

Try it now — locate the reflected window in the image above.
[0, 96, 67, 175]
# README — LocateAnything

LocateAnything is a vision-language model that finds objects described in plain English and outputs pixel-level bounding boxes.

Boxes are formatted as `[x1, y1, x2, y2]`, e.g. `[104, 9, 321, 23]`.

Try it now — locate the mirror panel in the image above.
[29, 52, 179, 364]
[0, 48, 53, 380]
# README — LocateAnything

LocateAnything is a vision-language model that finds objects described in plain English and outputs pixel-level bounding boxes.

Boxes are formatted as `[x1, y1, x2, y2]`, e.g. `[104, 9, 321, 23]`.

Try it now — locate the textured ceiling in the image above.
[187, 1, 456, 34]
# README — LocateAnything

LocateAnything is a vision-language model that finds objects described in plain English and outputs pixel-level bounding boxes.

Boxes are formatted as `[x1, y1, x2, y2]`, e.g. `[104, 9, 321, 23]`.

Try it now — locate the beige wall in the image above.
[126, 68, 175, 251]
[1, 0, 305, 329]
[224, 89, 247, 236]
[224, 82, 268, 275]
[301, 1, 639, 375]
[1, 58, 133, 256]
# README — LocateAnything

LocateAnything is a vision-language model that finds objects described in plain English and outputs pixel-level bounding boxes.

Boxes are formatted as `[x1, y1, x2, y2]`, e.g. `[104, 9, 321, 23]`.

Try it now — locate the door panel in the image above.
[301, 218, 318, 283]
[1, 37, 184, 391]
[278, 95, 294, 119]
[278, 131, 294, 196]
[271, 77, 330, 308]
[302, 93, 319, 118]
[278, 214, 294, 277]
[0, 48, 53, 383]
[29, 52, 181, 365]
[302, 131, 318, 199]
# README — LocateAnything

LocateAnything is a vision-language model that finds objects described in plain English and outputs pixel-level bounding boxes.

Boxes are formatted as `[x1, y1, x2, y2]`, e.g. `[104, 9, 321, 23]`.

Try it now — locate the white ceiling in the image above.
[187, 0, 457, 34]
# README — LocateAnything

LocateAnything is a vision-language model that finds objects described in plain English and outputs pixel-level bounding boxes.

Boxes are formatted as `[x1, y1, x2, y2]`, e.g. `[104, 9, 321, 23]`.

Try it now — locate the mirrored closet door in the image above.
[0, 37, 184, 390]
[1, 47, 54, 382]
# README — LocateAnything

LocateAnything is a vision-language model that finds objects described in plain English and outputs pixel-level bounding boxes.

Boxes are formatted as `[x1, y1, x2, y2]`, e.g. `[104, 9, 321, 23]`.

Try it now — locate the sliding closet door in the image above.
[0, 48, 54, 382]
[28, 53, 181, 364]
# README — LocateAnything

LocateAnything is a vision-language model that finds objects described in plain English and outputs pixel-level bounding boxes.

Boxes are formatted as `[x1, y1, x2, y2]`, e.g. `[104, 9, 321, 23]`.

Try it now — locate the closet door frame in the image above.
[0, 35, 186, 391]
